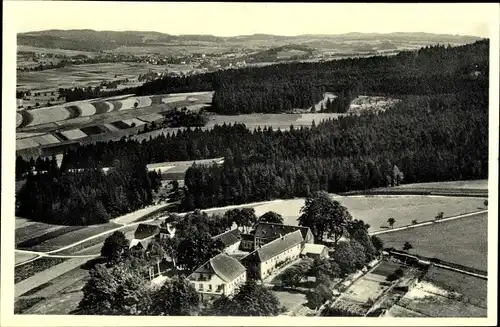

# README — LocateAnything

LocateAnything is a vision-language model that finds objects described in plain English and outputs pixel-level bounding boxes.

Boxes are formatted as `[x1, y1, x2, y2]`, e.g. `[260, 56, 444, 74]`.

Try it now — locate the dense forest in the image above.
[16, 156, 161, 225]
[16, 40, 489, 220]
[58, 41, 488, 113]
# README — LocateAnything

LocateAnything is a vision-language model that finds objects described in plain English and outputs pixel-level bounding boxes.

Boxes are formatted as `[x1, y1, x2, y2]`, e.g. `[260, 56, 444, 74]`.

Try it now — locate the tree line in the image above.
[16, 156, 161, 225]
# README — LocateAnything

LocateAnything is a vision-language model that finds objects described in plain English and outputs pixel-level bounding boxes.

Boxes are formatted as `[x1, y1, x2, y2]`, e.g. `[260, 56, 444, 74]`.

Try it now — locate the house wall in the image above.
[258, 243, 301, 279]
[240, 239, 254, 251]
[189, 271, 246, 297]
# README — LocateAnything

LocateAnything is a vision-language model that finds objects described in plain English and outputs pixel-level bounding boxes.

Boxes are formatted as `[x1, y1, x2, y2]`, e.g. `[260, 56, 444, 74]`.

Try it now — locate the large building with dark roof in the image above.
[187, 253, 247, 299]
[211, 228, 241, 254]
[250, 222, 314, 250]
[241, 230, 304, 280]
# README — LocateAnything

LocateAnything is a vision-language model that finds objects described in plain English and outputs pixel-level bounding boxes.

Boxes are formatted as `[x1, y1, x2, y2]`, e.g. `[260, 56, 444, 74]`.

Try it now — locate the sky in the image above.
[7, 2, 496, 37]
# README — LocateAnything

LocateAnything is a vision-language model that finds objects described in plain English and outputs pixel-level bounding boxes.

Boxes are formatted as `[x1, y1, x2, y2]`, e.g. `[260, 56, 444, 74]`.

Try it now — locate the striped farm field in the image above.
[15, 222, 67, 245]
[26, 223, 119, 252]
[16, 138, 42, 150]
[29, 107, 70, 126]
[60, 129, 88, 140]
[31, 134, 61, 145]
[17, 225, 85, 250]
[122, 118, 145, 127]
[138, 113, 164, 122]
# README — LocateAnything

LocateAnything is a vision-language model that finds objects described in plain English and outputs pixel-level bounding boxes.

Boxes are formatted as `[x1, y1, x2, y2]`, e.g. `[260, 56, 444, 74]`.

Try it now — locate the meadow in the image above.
[378, 212, 488, 271]
[251, 195, 486, 232]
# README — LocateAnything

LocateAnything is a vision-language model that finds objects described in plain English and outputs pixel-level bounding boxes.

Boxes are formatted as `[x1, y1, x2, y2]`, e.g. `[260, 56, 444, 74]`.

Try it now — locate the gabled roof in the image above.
[301, 243, 327, 255]
[240, 233, 254, 241]
[189, 253, 246, 283]
[212, 228, 241, 247]
[134, 223, 161, 240]
[243, 230, 303, 263]
[253, 222, 311, 241]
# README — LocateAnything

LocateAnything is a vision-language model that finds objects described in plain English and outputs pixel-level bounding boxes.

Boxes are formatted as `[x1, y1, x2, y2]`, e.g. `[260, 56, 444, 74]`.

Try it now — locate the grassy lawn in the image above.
[395, 180, 488, 190]
[252, 195, 486, 232]
[15, 252, 39, 265]
[15, 257, 67, 284]
[273, 290, 308, 313]
[379, 213, 487, 271]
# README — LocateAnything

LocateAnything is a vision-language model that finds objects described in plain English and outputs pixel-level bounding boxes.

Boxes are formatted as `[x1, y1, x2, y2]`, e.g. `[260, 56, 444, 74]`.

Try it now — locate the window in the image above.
[208, 284, 212, 291]
[199, 283, 204, 291]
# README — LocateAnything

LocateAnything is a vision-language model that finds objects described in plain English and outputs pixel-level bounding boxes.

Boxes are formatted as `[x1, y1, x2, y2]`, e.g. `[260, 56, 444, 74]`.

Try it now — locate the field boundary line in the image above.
[370, 209, 487, 236]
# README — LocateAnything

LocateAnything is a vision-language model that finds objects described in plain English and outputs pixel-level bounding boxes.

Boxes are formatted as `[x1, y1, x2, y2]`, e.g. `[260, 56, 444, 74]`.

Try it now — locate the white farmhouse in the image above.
[187, 253, 247, 300]
[241, 230, 303, 280]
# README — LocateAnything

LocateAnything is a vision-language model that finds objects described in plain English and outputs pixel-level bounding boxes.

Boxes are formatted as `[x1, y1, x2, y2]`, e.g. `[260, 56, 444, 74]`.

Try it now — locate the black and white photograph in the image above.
[1, 1, 498, 326]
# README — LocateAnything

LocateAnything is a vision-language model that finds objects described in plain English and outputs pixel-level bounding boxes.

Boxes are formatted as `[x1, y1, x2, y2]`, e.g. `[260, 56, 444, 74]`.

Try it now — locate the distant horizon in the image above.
[19, 29, 486, 39]
[8, 3, 493, 38]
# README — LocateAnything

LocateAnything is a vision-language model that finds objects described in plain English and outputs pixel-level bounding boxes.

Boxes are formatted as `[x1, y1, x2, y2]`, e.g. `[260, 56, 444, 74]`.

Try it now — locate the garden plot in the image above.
[339, 273, 389, 304]
[60, 129, 88, 140]
[54, 116, 91, 127]
[397, 282, 487, 317]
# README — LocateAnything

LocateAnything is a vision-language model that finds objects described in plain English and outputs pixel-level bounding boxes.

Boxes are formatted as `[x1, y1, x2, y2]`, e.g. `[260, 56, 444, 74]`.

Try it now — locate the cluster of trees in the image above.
[16, 156, 161, 225]
[139, 108, 209, 135]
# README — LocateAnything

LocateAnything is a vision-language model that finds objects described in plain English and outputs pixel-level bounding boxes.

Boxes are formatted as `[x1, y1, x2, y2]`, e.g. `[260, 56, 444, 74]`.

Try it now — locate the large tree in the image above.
[298, 191, 352, 244]
[150, 277, 200, 316]
[100, 231, 129, 263]
[78, 260, 152, 315]
[223, 281, 282, 316]
[259, 211, 284, 224]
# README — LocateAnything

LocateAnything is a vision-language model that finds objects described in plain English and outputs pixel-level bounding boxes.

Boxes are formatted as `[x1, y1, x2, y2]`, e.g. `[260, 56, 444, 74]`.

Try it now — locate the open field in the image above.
[17, 62, 168, 90]
[379, 213, 487, 271]
[370, 261, 404, 277]
[385, 304, 427, 317]
[395, 180, 488, 191]
[251, 195, 486, 232]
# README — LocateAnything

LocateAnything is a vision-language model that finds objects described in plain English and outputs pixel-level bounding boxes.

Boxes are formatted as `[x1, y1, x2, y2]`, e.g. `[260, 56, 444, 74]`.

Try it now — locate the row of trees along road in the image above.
[84, 191, 384, 315]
